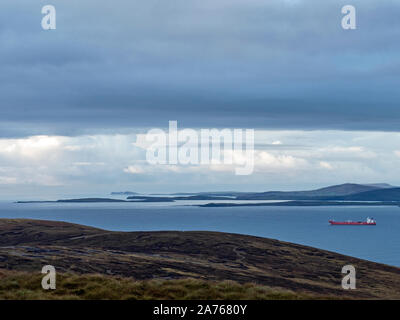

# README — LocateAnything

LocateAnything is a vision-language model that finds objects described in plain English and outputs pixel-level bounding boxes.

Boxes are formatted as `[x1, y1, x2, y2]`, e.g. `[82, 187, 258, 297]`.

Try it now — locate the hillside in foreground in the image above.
[0, 271, 333, 300]
[0, 219, 399, 299]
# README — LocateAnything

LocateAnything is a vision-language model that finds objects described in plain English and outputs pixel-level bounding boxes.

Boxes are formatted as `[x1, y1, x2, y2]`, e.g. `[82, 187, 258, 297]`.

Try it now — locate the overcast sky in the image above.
[0, 0, 399, 198]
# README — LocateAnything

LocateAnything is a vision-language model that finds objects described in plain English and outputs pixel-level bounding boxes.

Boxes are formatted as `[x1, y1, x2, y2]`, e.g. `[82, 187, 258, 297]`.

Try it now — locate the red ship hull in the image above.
[329, 220, 376, 225]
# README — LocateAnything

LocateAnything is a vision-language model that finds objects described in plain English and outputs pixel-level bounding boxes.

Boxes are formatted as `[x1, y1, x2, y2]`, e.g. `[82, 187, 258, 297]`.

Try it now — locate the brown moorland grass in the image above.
[0, 270, 338, 300]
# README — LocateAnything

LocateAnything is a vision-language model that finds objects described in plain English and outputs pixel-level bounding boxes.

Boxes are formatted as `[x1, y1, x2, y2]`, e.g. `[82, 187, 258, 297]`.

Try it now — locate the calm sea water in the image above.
[0, 201, 399, 267]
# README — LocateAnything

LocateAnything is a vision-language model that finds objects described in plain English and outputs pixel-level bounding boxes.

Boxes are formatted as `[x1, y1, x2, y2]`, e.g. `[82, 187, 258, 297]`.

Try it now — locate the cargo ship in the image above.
[329, 217, 376, 225]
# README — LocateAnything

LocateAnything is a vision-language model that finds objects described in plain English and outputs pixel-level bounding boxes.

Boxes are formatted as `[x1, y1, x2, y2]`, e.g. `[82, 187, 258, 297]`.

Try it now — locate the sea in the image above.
[0, 200, 399, 267]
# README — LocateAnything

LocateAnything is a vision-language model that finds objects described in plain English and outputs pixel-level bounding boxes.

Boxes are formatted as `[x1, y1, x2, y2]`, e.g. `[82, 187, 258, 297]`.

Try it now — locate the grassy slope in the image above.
[0, 219, 399, 299]
[0, 271, 329, 300]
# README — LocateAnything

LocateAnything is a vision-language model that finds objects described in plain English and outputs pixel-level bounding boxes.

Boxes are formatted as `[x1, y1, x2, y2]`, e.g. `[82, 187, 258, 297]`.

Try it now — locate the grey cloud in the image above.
[1, 0, 400, 137]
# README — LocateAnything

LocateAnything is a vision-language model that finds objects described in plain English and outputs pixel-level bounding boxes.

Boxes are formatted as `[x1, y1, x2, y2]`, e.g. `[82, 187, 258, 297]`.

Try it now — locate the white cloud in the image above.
[323, 146, 374, 157]
[319, 161, 333, 170]
[0, 176, 18, 184]
[255, 151, 308, 171]
[64, 145, 84, 151]
[124, 165, 145, 174]
[0, 136, 64, 159]
[0, 129, 398, 196]
[73, 162, 105, 166]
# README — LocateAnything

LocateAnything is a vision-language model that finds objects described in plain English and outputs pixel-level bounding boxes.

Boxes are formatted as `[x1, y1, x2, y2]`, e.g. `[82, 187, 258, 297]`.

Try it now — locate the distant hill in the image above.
[364, 183, 396, 189]
[331, 187, 400, 201]
[235, 183, 382, 200]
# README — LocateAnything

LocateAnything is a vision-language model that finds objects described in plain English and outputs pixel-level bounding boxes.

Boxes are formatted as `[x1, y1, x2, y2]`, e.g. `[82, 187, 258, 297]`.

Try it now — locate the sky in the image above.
[0, 0, 400, 198]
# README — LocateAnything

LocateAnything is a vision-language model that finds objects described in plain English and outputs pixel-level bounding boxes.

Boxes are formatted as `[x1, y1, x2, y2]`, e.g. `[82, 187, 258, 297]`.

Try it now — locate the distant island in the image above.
[16, 197, 175, 204]
[16, 183, 400, 206]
